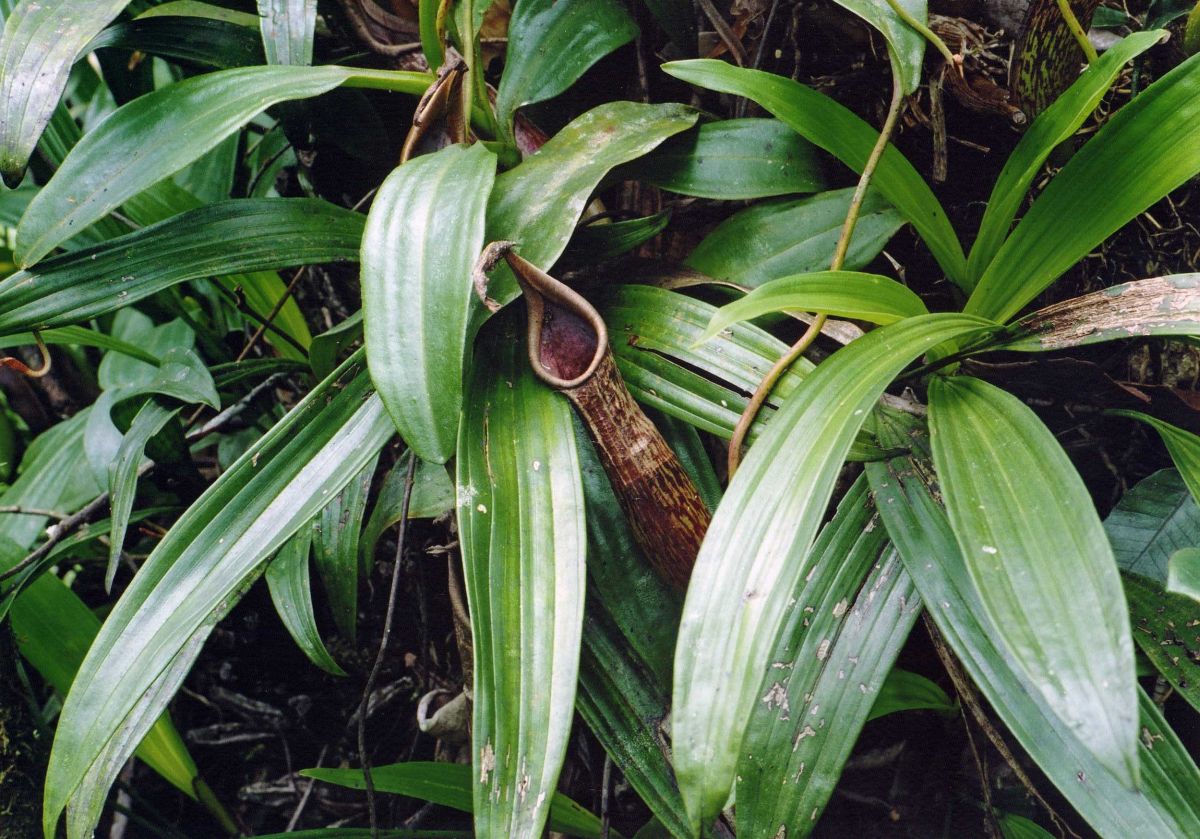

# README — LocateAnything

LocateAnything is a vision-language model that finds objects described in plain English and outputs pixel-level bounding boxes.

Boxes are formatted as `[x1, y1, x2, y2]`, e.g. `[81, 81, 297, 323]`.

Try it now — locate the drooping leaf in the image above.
[14, 64, 430, 266]
[1122, 571, 1200, 712]
[1108, 410, 1200, 507]
[828, 0, 926, 93]
[671, 313, 991, 828]
[564, 211, 671, 264]
[0, 199, 363, 335]
[484, 101, 697, 307]
[1105, 469, 1200, 584]
[699, 270, 928, 340]
[622, 118, 826, 200]
[312, 454, 377, 644]
[662, 60, 968, 286]
[0, 325, 161, 365]
[868, 667, 957, 722]
[362, 143, 496, 463]
[928, 375, 1138, 785]
[257, 0, 317, 65]
[0, 0, 133, 186]
[265, 526, 347, 676]
[310, 311, 364, 380]
[867, 441, 1200, 836]
[457, 318, 586, 839]
[44, 356, 395, 839]
[104, 398, 179, 590]
[684, 189, 904, 288]
[494, 0, 638, 142]
[302, 762, 606, 839]
[87, 15, 267, 69]
[966, 51, 1200, 323]
[361, 456, 455, 570]
[966, 31, 1166, 283]
[737, 476, 922, 836]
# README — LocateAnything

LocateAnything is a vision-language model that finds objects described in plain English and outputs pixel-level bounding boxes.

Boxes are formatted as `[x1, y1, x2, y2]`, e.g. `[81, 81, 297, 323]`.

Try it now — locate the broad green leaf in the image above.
[928, 375, 1138, 786]
[312, 454, 377, 643]
[829, 0, 926, 94]
[867, 442, 1200, 837]
[621, 118, 826, 199]
[967, 31, 1166, 283]
[700, 270, 928, 340]
[105, 398, 179, 590]
[266, 526, 347, 676]
[1108, 410, 1200, 507]
[363, 143, 496, 463]
[966, 51, 1200, 323]
[0, 325, 161, 365]
[685, 189, 904, 288]
[257, 0, 317, 65]
[138, 0, 261, 27]
[44, 356, 395, 839]
[997, 274, 1200, 351]
[302, 762, 605, 839]
[1122, 571, 1200, 712]
[663, 61, 967, 286]
[361, 456, 455, 570]
[1105, 469, 1200, 583]
[15, 64, 430, 266]
[0, 0, 132, 185]
[88, 15, 267, 69]
[672, 313, 990, 828]
[494, 0, 638, 142]
[1169, 548, 1200, 603]
[484, 101, 697, 306]
[738, 476, 922, 836]
[457, 319, 586, 839]
[868, 668, 956, 722]
[0, 199, 363, 335]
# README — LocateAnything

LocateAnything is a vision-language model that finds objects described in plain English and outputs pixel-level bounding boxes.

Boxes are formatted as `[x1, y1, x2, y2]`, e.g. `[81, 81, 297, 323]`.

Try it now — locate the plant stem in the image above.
[1056, 0, 1099, 64]
[727, 64, 907, 476]
[884, 0, 959, 68]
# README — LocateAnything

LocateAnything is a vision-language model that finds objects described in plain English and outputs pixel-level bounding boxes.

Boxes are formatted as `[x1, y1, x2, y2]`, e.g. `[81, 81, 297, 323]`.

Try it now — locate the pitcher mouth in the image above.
[472, 241, 609, 390]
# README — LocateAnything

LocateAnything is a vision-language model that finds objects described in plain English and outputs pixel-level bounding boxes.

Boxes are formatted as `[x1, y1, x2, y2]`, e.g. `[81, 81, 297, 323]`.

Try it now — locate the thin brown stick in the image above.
[236, 267, 310, 363]
[0, 506, 68, 518]
[358, 453, 418, 839]
[727, 66, 907, 475]
[697, 0, 749, 67]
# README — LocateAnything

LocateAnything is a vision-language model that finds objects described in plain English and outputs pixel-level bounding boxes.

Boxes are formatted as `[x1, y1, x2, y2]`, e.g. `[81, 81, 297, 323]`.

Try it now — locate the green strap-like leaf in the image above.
[966, 50, 1200, 323]
[1108, 410, 1200, 507]
[700, 270, 928, 340]
[928, 375, 1138, 786]
[363, 143, 496, 463]
[257, 0, 317, 65]
[1105, 469, 1200, 583]
[684, 188, 904, 287]
[312, 454, 377, 644]
[87, 15, 267, 69]
[494, 0, 638, 143]
[266, 526, 347, 676]
[671, 313, 990, 829]
[867, 668, 956, 722]
[484, 101, 697, 307]
[966, 31, 1165, 284]
[0, 198, 364, 335]
[14, 64, 430, 266]
[44, 357, 395, 839]
[737, 477, 922, 836]
[457, 320, 586, 839]
[867, 444, 1200, 836]
[0, 0, 133, 185]
[621, 118, 826, 200]
[662, 60, 968, 286]
[302, 762, 605, 838]
[0, 326, 160, 365]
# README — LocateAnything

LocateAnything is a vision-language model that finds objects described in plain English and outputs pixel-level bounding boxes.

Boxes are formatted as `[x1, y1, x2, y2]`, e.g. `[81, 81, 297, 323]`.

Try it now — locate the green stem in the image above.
[1056, 0, 1099, 64]
[884, 0, 957, 66]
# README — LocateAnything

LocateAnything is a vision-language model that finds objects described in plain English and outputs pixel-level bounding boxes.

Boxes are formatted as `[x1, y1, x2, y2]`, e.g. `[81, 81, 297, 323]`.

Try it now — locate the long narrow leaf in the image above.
[257, 0, 317, 65]
[928, 375, 1138, 785]
[266, 526, 347, 676]
[867, 442, 1200, 836]
[457, 320, 586, 839]
[966, 51, 1200, 323]
[662, 61, 967, 286]
[672, 313, 991, 829]
[1108, 410, 1200, 505]
[312, 454, 377, 644]
[363, 143, 496, 463]
[0, 0, 132, 185]
[45, 356, 395, 839]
